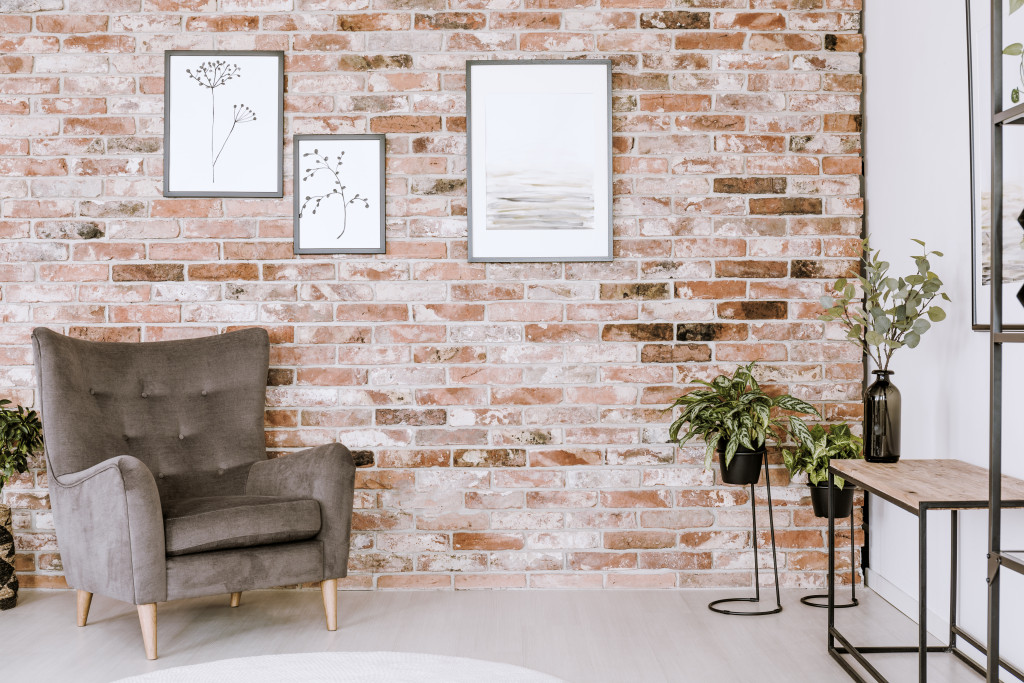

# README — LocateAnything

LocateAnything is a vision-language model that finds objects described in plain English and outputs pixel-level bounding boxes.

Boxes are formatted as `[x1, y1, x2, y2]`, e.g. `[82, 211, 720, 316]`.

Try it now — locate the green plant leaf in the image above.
[928, 306, 946, 322]
[1012, 0, 1024, 14]
[1005, 43, 1024, 55]
[905, 331, 921, 348]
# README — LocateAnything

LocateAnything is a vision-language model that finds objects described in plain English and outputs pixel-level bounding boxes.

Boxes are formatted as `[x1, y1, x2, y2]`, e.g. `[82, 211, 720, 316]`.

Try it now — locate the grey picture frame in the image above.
[292, 134, 386, 255]
[163, 50, 284, 198]
[466, 59, 614, 263]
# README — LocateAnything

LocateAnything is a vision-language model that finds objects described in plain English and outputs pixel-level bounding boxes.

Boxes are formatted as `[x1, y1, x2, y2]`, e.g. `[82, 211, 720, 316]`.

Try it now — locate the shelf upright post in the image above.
[988, 0, 1005, 680]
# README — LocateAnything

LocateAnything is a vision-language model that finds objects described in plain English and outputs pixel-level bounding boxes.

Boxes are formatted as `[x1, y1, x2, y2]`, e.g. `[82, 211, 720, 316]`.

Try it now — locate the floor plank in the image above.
[5, 588, 985, 682]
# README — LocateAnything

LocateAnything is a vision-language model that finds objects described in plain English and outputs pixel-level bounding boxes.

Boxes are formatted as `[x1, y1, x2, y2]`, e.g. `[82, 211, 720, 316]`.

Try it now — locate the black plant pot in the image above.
[718, 446, 765, 486]
[808, 482, 855, 519]
[864, 369, 901, 463]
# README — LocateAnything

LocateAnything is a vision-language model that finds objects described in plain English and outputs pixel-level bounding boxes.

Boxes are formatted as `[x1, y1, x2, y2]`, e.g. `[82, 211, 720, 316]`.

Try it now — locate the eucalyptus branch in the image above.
[819, 238, 949, 372]
[298, 148, 370, 240]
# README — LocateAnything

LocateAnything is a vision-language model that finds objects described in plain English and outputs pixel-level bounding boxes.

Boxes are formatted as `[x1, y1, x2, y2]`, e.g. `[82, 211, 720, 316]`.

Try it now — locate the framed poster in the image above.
[164, 50, 283, 198]
[969, 0, 1024, 328]
[293, 134, 386, 254]
[467, 60, 613, 262]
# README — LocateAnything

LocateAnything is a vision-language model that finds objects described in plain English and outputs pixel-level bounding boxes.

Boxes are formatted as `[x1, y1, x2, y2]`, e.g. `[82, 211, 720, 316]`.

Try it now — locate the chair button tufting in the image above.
[218, 468, 225, 475]
[157, 473, 165, 479]
[122, 434, 129, 441]
[178, 434, 185, 440]
[89, 388, 96, 395]
[141, 392, 149, 398]
[201, 390, 208, 397]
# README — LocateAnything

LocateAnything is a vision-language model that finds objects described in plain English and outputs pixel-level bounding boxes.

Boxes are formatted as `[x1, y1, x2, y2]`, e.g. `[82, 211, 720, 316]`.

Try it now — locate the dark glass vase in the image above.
[864, 370, 900, 463]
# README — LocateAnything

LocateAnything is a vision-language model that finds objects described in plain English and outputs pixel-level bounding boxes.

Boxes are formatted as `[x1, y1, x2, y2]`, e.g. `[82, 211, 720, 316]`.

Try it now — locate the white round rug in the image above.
[115, 651, 565, 683]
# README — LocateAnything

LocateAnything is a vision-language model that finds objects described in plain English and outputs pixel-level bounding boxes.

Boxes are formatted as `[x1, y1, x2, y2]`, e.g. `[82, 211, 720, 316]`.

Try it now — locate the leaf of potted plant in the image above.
[0, 399, 44, 611]
[669, 362, 819, 486]
[782, 421, 864, 519]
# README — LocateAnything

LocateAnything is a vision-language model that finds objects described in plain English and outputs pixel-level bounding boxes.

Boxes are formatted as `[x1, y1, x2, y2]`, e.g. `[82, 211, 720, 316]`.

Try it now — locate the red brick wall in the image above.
[0, 0, 864, 591]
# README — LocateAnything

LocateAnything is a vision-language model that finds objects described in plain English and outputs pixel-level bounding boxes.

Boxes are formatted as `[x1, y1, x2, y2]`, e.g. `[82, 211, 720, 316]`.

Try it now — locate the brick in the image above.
[718, 301, 788, 320]
[453, 533, 524, 551]
[640, 11, 709, 29]
[640, 344, 712, 363]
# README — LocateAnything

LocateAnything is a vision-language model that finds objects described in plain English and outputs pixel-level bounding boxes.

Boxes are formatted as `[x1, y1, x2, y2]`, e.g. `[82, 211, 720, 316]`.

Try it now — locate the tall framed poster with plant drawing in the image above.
[293, 134, 386, 254]
[164, 50, 283, 198]
[968, 0, 1024, 328]
[467, 60, 613, 262]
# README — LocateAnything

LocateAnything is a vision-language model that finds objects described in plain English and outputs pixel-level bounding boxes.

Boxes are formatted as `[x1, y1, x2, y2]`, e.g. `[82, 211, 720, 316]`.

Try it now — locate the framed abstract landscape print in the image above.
[293, 134, 386, 255]
[163, 50, 283, 198]
[466, 60, 613, 262]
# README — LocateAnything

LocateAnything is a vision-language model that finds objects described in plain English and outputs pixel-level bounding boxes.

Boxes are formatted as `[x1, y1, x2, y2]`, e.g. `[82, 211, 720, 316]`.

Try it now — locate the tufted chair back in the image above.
[33, 328, 270, 500]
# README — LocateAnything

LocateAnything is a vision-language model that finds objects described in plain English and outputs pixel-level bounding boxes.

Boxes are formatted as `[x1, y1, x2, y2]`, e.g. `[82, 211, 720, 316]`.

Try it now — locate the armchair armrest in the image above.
[48, 455, 166, 605]
[245, 443, 355, 579]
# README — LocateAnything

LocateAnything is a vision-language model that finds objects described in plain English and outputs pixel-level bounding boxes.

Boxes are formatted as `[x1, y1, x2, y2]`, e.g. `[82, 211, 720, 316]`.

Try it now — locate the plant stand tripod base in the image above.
[707, 451, 782, 617]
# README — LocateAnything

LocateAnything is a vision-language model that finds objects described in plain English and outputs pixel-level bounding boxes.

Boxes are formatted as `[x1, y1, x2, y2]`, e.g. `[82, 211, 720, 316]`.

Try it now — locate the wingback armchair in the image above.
[32, 327, 355, 659]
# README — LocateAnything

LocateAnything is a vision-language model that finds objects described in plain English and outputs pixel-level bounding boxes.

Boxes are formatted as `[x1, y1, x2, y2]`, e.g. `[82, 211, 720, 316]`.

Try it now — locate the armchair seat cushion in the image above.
[163, 495, 321, 557]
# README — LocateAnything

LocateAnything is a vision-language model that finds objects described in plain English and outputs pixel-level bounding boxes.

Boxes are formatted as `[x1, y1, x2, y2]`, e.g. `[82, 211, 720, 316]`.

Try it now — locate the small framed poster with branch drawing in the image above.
[293, 134, 386, 254]
[164, 50, 283, 198]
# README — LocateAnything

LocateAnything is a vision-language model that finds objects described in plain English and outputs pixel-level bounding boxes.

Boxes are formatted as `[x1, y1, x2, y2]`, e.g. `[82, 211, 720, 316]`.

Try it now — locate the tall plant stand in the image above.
[708, 450, 782, 616]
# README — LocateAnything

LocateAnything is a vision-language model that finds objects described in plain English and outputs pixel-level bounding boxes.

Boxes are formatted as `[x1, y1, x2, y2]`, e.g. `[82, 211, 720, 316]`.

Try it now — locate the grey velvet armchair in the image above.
[32, 327, 356, 659]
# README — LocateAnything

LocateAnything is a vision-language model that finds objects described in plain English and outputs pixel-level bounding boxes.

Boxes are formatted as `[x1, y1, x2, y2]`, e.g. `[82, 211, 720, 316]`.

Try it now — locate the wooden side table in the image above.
[827, 459, 1024, 683]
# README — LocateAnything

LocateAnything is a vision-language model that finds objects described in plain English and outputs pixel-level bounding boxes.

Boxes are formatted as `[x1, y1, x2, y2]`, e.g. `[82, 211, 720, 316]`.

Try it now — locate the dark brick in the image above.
[640, 344, 712, 363]
[715, 260, 788, 278]
[352, 450, 375, 467]
[602, 323, 674, 342]
[640, 11, 710, 29]
[112, 264, 183, 282]
[749, 198, 822, 215]
[718, 301, 788, 320]
[600, 283, 671, 300]
[377, 408, 447, 426]
[268, 368, 293, 386]
[714, 177, 786, 194]
[414, 12, 486, 30]
[676, 323, 748, 342]
[337, 54, 413, 71]
[791, 260, 860, 279]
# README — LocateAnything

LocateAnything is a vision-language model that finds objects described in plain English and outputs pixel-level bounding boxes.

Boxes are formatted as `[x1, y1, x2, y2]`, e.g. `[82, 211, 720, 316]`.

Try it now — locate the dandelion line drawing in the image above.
[299, 148, 370, 240]
[185, 60, 256, 183]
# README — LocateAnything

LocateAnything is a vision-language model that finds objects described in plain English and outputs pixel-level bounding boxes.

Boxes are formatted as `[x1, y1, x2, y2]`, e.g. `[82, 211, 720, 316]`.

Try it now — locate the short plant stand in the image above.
[708, 449, 782, 617]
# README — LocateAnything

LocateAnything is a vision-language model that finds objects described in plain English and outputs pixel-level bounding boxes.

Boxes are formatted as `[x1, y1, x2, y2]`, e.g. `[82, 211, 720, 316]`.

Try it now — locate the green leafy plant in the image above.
[782, 422, 863, 490]
[669, 362, 819, 470]
[0, 400, 43, 494]
[1003, 42, 1024, 104]
[819, 239, 948, 373]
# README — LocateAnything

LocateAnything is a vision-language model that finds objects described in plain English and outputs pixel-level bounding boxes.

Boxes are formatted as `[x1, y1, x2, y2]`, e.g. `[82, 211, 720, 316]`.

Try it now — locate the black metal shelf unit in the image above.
[989, 2, 1024, 680]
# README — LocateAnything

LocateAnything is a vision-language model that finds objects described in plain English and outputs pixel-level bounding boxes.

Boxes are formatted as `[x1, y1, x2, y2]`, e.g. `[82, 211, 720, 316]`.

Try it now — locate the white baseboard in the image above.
[865, 568, 949, 640]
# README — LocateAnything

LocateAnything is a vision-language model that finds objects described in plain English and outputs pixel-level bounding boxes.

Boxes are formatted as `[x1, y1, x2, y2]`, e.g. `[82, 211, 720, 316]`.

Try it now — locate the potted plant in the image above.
[819, 239, 948, 463]
[0, 399, 44, 611]
[782, 422, 863, 519]
[669, 362, 818, 485]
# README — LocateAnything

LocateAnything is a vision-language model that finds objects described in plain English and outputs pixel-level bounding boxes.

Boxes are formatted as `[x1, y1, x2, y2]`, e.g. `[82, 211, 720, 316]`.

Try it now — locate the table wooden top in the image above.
[829, 459, 1024, 515]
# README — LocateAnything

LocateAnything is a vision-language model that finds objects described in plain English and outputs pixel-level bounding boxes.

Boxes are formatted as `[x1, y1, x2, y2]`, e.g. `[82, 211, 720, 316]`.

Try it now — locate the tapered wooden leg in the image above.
[320, 579, 337, 631]
[76, 590, 92, 627]
[137, 603, 157, 660]
[230, 592, 241, 608]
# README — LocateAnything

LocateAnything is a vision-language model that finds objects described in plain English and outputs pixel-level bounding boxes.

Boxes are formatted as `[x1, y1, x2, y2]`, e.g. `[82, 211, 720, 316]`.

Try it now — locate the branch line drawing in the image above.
[298, 149, 370, 240]
[185, 60, 255, 183]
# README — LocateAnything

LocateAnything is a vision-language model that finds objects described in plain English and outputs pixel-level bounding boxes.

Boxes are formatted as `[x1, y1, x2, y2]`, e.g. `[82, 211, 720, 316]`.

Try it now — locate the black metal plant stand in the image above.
[800, 507, 858, 610]
[708, 450, 782, 616]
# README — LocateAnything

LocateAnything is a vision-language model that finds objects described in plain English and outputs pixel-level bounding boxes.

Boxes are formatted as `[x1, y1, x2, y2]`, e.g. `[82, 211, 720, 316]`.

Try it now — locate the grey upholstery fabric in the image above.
[163, 495, 321, 557]
[166, 541, 324, 601]
[32, 327, 356, 606]
[246, 443, 355, 578]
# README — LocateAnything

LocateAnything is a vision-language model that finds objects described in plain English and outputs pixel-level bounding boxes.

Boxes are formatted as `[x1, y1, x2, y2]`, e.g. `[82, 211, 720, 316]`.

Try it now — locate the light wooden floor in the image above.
[5, 588, 985, 682]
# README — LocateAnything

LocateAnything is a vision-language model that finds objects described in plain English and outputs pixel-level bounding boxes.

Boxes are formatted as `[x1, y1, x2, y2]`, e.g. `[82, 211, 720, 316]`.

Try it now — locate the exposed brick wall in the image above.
[0, 0, 864, 591]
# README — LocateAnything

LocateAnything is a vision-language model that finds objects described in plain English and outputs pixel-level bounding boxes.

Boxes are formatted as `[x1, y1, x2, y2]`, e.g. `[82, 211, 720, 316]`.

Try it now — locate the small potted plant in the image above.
[782, 422, 863, 519]
[669, 363, 818, 485]
[0, 399, 44, 611]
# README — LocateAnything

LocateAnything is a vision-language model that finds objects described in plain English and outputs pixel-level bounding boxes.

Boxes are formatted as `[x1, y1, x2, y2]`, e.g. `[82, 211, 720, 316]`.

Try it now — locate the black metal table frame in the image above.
[826, 471, 1024, 683]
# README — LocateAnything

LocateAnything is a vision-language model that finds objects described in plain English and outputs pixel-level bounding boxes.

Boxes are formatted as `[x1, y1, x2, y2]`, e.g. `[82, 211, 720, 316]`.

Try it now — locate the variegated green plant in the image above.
[782, 422, 863, 490]
[0, 399, 43, 493]
[669, 362, 819, 470]
[1005, 0, 1024, 102]
[819, 239, 948, 373]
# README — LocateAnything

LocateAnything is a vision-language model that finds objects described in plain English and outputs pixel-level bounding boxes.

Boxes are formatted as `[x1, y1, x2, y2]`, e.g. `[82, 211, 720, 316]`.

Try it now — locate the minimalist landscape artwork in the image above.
[468, 60, 612, 261]
[968, 0, 1024, 327]
[293, 134, 385, 254]
[164, 50, 283, 198]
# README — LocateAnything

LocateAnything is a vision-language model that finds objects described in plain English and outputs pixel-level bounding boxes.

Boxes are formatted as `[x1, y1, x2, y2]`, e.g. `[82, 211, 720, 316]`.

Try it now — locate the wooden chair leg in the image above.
[320, 579, 337, 631]
[137, 603, 157, 660]
[230, 592, 241, 608]
[76, 590, 92, 627]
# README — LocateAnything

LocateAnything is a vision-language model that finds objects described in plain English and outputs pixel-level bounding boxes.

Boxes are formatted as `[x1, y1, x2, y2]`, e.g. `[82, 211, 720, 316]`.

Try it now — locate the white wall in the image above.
[864, 0, 1024, 670]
